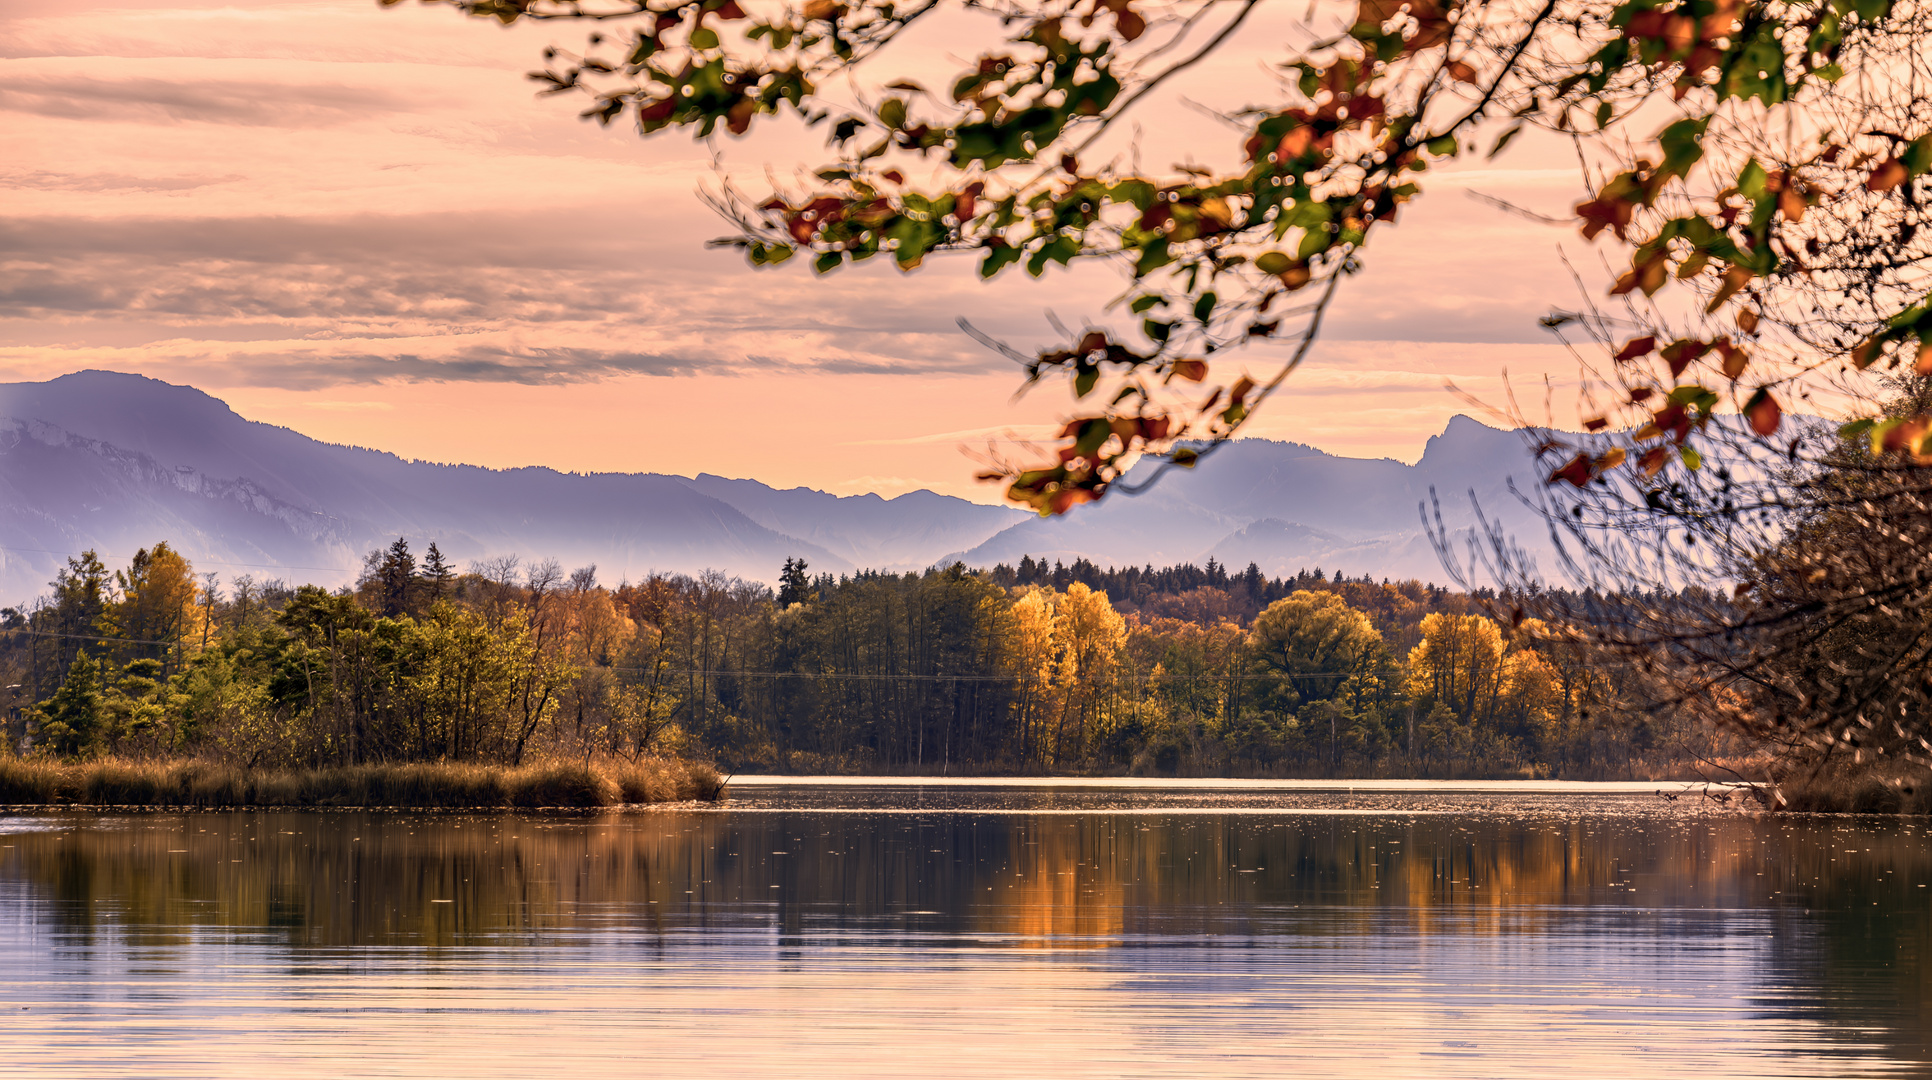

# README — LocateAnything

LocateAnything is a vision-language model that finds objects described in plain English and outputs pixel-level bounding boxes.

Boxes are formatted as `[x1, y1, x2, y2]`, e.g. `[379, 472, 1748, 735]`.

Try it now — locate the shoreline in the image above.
[0, 757, 726, 810]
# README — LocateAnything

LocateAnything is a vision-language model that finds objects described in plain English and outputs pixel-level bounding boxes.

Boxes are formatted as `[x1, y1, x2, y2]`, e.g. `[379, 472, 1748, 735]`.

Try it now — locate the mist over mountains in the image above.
[0, 371, 1555, 603]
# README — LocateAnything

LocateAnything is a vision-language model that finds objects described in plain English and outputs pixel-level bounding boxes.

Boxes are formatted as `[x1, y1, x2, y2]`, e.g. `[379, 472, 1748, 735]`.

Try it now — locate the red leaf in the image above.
[1548, 453, 1593, 488]
[1169, 359, 1208, 383]
[1614, 336, 1656, 362]
[1660, 339, 1711, 378]
[1228, 376, 1257, 407]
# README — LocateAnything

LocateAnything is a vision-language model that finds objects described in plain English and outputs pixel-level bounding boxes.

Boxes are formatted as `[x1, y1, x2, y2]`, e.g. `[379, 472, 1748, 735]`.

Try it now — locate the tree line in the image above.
[0, 539, 1748, 777]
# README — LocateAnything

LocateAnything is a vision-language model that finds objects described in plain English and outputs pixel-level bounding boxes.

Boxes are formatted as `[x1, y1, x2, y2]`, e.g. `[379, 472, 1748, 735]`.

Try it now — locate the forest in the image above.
[0, 538, 1748, 780]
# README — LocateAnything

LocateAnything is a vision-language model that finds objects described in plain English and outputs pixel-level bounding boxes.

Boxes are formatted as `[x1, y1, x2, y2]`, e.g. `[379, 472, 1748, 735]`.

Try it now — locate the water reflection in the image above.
[0, 784, 1927, 1078]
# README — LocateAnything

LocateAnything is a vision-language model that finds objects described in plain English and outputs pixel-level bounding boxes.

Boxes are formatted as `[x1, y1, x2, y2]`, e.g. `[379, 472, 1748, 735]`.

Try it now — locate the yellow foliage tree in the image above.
[1050, 582, 1128, 765]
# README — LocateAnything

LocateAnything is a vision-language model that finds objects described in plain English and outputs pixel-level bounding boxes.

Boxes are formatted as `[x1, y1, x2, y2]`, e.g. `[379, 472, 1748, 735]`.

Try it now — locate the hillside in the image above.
[0, 371, 1553, 601]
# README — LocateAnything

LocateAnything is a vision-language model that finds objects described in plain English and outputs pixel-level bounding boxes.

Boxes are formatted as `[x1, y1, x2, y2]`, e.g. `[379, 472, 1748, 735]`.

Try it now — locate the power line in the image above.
[0, 628, 196, 648]
[0, 545, 351, 574]
[1, 629, 1370, 681]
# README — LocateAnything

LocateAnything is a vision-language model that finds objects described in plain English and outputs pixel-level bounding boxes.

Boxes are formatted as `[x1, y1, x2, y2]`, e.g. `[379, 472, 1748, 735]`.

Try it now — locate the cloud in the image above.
[220, 344, 703, 387]
[0, 71, 410, 127]
[1, 169, 244, 193]
[842, 424, 1058, 447]
[304, 399, 393, 411]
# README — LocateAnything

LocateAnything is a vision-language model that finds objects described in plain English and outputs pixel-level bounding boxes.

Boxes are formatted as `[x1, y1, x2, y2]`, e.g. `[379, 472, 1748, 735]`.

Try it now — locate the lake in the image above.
[1, 779, 1927, 1078]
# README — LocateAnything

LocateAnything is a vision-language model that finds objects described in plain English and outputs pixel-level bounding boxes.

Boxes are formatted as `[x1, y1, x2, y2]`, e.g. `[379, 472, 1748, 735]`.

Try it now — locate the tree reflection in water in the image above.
[0, 786, 1926, 1075]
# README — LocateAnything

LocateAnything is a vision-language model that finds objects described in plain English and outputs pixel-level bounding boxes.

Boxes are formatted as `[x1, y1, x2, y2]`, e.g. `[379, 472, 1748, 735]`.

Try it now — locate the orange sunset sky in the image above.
[3, 0, 1603, 502]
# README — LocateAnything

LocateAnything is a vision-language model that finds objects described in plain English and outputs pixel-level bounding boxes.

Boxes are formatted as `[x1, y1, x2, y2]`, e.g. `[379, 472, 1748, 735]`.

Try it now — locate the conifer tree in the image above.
[34, 650, 104, 760]
[422, 542, 454, 601]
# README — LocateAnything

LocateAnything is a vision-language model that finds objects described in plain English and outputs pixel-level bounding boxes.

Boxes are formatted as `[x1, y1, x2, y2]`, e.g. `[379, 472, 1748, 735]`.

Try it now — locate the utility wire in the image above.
[0, 629, 1373, 681]
[0, 545, 352, 574]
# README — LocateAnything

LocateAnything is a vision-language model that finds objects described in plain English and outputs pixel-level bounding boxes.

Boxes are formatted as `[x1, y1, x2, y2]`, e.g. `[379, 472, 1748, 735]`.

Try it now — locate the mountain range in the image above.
[0, 371, 1557, 603]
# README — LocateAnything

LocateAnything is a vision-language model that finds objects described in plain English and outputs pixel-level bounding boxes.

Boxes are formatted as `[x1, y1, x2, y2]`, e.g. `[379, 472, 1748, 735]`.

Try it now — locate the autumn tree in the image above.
[386, 0, 1930, 521]
[100, 543, 202, 674]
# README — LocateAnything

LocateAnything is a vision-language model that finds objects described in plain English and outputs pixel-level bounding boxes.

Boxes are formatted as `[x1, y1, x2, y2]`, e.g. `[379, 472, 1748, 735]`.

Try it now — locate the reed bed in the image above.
[1773, 766, 1932, 815]
[0, 757, 725, 809]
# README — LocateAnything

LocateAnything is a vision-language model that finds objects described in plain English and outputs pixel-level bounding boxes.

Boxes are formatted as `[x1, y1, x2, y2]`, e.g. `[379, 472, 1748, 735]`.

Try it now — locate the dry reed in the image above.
[0, 756, 725, 809]
[1772, 765, 1932, 815]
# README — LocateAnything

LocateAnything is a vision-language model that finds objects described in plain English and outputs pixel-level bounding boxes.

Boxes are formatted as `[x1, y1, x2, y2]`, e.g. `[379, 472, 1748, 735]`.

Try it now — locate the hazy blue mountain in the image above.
[0, 372, 853, 600]
[681, 474, 1024, 572]
[944, 417, 1553, 583]
[0, 371, 1556, 604]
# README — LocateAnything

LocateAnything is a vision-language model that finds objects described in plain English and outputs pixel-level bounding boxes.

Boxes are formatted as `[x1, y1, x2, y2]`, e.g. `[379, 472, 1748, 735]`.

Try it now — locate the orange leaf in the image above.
[1746, 389, 1781, 436]
[1868, 159, 1909, 192]
[1717, 342, 1749, 380]
[1778, 186, 1806, 222]
[1639, 445, 1670, 477]
[1049, 487, 1096, 514]
[1447, 60, 1478, 83]
[1736, 307, 1759, 333]
[1705, 264, 1752, 313]
[1881, 415, 1932, 455]
[1917, 340, 1932, 376]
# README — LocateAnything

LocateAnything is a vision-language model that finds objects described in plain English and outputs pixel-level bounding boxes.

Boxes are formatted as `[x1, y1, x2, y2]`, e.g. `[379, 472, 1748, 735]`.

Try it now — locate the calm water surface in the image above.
[0, 779, 1928, 1078]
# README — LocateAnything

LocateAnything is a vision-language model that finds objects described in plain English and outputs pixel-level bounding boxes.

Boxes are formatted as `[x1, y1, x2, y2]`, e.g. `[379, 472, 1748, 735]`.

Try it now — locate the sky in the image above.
[1, 0, 1605, 502]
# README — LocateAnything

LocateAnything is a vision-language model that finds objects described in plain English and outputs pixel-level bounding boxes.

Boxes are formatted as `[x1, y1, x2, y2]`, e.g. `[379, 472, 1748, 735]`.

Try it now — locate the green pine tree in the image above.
[34, 650, 105, 760]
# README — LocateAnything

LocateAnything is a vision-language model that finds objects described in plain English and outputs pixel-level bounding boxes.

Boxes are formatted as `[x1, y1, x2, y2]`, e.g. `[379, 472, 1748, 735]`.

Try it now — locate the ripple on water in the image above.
[0, 781, 1924, 1079]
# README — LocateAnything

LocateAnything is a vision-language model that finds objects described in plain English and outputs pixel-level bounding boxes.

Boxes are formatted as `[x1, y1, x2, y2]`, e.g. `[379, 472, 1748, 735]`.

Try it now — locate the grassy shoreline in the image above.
[0, 756, 725, 809]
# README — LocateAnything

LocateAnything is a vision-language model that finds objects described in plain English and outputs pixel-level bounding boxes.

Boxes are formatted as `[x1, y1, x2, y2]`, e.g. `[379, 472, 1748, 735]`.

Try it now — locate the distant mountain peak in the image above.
[0, 372, 1553, 600]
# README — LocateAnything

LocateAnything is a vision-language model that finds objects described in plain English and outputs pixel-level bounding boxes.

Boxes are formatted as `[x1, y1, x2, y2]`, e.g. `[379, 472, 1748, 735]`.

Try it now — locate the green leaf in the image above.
[1737, 158, 1769, 199]
[1657, 117, 1708, 179]
[1838, 418, 1876, 439]
[1487, 124, 1524, 159]
[688, 26, 719, 49]
[979, 244, 1022, 279]
[1074, 368, 1099, 399]
[1679, 445, 1703, 471]
[1133, 237, 1174, 277]
[1193, 291, 1217, 323]
[1425, 134, 1458, 157]
[1025, 234, 1079, 276]
[1128, 294, 1166, 314]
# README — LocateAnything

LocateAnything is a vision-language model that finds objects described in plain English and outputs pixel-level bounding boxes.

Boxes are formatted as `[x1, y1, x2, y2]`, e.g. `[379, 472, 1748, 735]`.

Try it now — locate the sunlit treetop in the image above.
[392, 0, 1932, 515]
